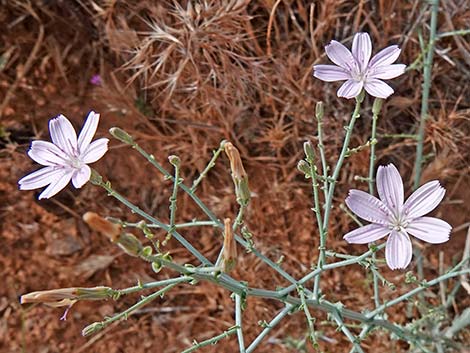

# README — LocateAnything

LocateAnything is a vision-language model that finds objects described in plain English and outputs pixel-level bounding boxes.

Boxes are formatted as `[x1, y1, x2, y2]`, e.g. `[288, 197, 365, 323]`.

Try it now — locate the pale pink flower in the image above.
[18, 111, 108, 199]
[344, 164, 451, 270]
[313, 32, 406, 99]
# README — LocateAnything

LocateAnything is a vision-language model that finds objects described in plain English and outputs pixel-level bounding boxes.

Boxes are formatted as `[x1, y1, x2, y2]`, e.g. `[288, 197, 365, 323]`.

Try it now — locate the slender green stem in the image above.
[120, 220, 217, 229]
[280, 244, 386, 297]
[314, 96, 362, 299]
[315, 103, 329, 201]
[91, 174, 212, 266]
[235, 294, 246, 353]
[191, 141, 226, 192]
[368, 98, 382, 195]
[182, 326, 239, 353]
[298, 286, 319, 349]
[82, 282, 180, 336]
[117, 276, 192, 296]
[247, 307, 293, 353]
[331, 310, 364, 353]
[168, 158, 181, 232]
[366, 269, 470, 319]
[413, 0, 439, 189]
[437, 28, 470, 38]
[113, 135, 303, 288]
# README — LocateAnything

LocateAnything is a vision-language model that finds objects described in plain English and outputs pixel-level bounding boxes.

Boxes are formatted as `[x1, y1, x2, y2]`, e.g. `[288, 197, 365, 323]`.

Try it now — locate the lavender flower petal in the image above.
[345, 189, 392, 225]
[38, 169, 74, 199]
[368, 64, 406, 80]
[406, 217, 451, 244]
[49, 115, 78, 156]
[364, 79, 394, 99]
[72, 165, 91, 188]
[337, 79, 363, 99]
[28, 141, 67, 166]
[78, 111, 100, 153]
[313, 65, 351, 82]
[368, 45, 401, 68]
[19, 166, 64, 190]
[385, 230, 412, 270]
[325, 40, 358, 71]
[352, 32, 372, 71]
[376, 164, 404, 216]
[81, 138, 109, 164]
[403, 180, 446, 219]
[343, 224, 390, 244]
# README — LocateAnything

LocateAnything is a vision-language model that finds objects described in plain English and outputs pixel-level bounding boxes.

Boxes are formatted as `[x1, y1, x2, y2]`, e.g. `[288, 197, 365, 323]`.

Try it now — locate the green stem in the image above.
[181, 326, 238, 353]
[314, 95, 362, 299]
[279, 243, 386, 297]
[316, 103, 329, 201]
[182, 326, 239, 353]
[235, 294, 246, 353]
[298, 286, 319, 349]
[367, 269, 470, 319]
[82, 282, 180, 336]
[413, 0, 439, 189]
[245, 305, 293, 353]
[91, 174, 212, 266]
[168, 158, 181, 232]
[331, 310, 364, 353]
[191, 141, 226, 192]
[117, 276, 192, 296]
[120, 220, 217, 229]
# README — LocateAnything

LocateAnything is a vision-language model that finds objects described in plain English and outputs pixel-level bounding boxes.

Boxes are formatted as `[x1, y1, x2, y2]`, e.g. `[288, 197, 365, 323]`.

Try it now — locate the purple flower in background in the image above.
[313, 32, 406, 99]
[344, 164, 451, 270]
[18, 111, 109, 199]
[90, 74, 101, 86]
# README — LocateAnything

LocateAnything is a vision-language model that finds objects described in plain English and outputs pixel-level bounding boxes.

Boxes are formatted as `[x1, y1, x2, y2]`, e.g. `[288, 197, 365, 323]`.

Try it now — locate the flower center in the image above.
[68, 155, 84, 169]
[389, 213, 409, 232]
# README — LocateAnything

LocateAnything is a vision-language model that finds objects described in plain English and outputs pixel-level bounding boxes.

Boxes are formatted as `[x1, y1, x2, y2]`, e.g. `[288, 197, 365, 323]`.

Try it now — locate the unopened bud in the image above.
[297, 160, 311, 177]
[224, 142, 250, 205]
[117, 232, 143, 257]
[222, 218, 237, 273]
[89, 169, 103, 185]
[168, 155, 180, 167]
[83, 212, 121, 242]
[303, 141, 315, 162]
[315, 101, 324, 119]
[109, 127, 134, 144]
[356, 90, 365, 103]
[372, 98, 384, 115]
[82, 322, 104, 337]
[20, 286, 112, 307]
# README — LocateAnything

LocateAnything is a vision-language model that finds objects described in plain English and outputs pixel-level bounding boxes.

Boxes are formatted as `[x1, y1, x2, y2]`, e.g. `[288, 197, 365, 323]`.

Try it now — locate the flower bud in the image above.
[224, 142, 250, 205]
[109, 127, 134, 144]
[297, 160, 311, 177]
[303, 141, 315, 162]
[117, 232, 143, 257]
[372, 98, 384, 115]
[168, 155, 180, 167]
[82, 322, 104, 337]
[20, 286, 112, 307]
[315, 101, 324, 119]
[222, 218, 237, 273]
[89, 169, 103, 185]
[83, 212, 121, 242]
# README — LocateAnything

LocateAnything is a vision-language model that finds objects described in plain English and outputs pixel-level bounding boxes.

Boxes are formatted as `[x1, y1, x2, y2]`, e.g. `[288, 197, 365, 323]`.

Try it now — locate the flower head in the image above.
[313, 32, 406, 99]
[18, 111, 108, 199]
[344, 164, 451, 270]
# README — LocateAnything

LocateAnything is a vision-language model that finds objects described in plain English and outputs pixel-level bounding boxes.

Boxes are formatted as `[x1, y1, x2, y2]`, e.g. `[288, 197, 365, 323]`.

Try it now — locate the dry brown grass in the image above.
[1, 1, 470, 352]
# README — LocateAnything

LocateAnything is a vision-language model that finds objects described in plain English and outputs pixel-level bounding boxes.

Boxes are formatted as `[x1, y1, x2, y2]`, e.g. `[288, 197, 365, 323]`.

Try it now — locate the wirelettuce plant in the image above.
[18, 31, 469, 353]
